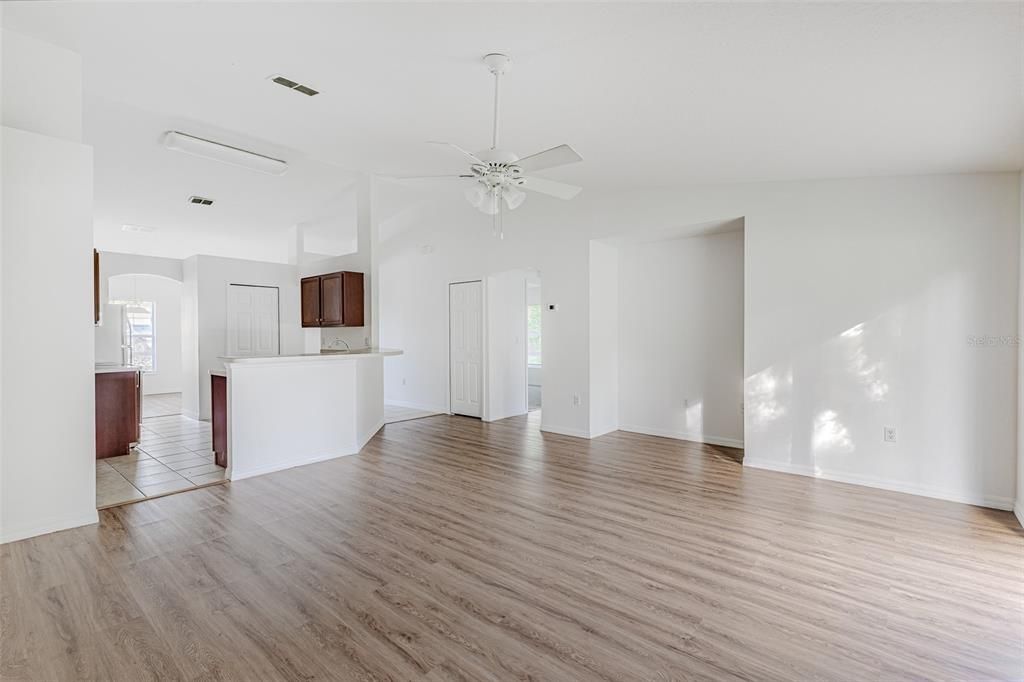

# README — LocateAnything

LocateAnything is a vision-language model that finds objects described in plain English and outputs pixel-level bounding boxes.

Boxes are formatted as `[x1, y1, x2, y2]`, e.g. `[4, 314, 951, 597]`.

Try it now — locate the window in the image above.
[113, 301, 155, 371]
[527, 304, 542, 366]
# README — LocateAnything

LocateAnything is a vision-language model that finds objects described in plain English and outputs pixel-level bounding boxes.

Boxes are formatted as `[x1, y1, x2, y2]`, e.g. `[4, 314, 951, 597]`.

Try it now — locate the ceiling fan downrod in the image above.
[483, 53, 512, 151]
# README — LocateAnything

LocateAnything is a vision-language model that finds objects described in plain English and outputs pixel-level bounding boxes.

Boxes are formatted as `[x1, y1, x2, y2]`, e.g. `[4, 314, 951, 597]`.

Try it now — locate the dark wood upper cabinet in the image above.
[319, 272, 344, 326]
[341, 271, 364, 327]
[301, 276, 322, 327]
[300, 271, 365, 328]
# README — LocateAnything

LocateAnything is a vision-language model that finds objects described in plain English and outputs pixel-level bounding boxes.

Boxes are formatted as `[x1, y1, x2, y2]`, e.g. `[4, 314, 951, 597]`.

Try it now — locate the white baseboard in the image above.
[357, 419, 386, 450]
[230, 420, 385, 483]
[385, 399, 447, 413]
[540, 423, 591, 439]
[618, 424, 744, 449]
[230, 449, 358, 482]
[182, 409, 200, 420]
[1014, 501, 1024, 528]
[1, 508, 98, 544]
[484, 409, 529, 423]
[589, 423, 619, 439]
[744, 457, 1015, 511]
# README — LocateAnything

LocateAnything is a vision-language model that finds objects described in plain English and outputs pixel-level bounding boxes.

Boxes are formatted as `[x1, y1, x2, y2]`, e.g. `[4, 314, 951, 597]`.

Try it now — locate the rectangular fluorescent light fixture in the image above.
[163, 131, 288, 176]
[122, 223, 155, 232]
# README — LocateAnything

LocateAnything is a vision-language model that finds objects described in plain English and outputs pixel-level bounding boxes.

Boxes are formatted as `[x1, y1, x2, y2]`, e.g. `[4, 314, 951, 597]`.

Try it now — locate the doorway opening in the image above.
[446, 270, 541, 425]
[96, 272, 226, 509]
[526, 275, 542, 412]
[102, 274, 185, 419]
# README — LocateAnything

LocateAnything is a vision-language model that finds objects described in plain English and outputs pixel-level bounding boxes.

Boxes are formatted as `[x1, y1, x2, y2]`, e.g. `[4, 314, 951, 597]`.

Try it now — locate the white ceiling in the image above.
[3, 2, 1021, 261]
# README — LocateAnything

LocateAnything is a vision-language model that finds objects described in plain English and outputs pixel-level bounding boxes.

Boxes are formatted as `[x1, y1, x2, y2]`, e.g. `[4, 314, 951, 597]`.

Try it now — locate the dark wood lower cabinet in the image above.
[211, 374, 228, 468]
[95, 370, 140, 459]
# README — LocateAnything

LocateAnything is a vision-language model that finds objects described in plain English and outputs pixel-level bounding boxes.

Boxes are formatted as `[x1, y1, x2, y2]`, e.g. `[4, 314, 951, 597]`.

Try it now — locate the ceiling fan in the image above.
[394, 53, 583, 239]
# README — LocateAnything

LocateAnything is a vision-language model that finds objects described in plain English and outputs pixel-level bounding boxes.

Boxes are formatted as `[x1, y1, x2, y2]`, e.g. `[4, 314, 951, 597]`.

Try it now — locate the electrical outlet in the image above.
[571, 393, 581, 408]
[884, 426, 897, 443]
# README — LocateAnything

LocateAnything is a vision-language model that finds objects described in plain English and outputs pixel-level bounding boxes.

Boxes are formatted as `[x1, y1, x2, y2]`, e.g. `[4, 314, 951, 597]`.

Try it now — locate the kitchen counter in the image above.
[213, 348, 401, 481]
[95, 364, 142, 374]
[218, 348, 402, 365]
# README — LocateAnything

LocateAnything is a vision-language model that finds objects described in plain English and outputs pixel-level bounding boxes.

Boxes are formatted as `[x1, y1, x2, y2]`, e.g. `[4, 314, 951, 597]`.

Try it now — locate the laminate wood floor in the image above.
[2, 412, 1022, 680]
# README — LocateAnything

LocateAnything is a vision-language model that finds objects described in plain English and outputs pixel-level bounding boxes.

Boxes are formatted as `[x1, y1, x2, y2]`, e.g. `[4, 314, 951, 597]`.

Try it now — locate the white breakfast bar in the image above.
[211, 349, 402, 480]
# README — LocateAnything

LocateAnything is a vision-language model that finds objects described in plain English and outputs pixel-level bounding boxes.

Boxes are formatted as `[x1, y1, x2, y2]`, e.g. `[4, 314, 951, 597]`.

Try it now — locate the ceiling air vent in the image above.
[269, 74, 319, 97]
[188, 195, 214, 206]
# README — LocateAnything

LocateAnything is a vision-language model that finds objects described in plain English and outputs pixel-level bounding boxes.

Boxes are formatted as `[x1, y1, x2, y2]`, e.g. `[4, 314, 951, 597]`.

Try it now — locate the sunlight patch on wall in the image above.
[745, 367, 791, 427]
[685, 399, 703, 435]
[812, 409, 854, 456]
[839, 321, 890, 402]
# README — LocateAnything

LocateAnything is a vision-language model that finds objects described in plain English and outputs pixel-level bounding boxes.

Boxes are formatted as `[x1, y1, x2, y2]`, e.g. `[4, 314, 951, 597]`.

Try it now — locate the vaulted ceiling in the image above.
[3, 2, 1021, 260]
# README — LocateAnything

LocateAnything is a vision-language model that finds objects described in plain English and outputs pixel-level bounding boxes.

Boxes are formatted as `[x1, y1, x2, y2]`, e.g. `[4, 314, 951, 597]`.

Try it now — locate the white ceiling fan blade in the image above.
[426, 141, 486, 166]
[520, 176, 582, 200]
[379, 173, 474, 180]
[515, 144, 582, 173]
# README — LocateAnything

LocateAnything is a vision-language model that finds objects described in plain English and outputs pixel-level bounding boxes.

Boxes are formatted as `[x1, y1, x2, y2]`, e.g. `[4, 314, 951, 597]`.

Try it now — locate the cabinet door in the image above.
[96, 371, 140, 458]
[300, 276, 321, 327]
[320, 272, 344, 326]
[211, 374, 228, 468]
[341, 272, 364, 327]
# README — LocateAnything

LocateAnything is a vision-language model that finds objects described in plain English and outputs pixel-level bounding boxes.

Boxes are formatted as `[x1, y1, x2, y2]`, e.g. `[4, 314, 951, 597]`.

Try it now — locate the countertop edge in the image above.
[218, 349, 403, 366]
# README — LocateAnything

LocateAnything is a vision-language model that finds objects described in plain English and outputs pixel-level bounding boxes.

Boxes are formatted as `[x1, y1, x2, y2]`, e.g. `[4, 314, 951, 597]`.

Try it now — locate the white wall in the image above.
[183, 255, 303, 420]
[378, 172, 1019, 510]
[107, 274, 184, 395]
[2, 128, 95, 543]
[589, 241, 619, 437]
[378, 185, 589, 429]
[98, 251, 183, 300]
[1, 30, 82, 143]
[485, 269, 528, 422]
[182, 257, 200, 420]
[299, 177, 373, 353]
[742, 175, 1018, 509]
[1017, 171, 1024, 526]
[2, 31, 95, 543]
[617, 229, 744, 447]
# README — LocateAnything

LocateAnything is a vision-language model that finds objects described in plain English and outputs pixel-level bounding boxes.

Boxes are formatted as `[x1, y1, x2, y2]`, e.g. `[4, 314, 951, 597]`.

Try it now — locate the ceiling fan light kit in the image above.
[402, 52, 584, 239]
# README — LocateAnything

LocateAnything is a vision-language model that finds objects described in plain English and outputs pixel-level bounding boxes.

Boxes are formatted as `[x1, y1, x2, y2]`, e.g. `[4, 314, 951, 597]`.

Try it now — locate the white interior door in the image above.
[227, 284, 280, 357]
[450, 280, 483, 417]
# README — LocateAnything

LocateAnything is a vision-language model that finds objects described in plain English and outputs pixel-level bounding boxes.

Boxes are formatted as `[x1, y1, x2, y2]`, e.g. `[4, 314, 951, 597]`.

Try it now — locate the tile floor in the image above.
[96, 413, 225, 508]
[382, 403, 444, 424]
[142, 391, 183, 418]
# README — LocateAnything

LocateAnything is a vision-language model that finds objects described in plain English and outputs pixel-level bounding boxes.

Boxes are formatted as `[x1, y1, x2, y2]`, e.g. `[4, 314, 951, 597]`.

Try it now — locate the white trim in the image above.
[1, 509, 98, 544]
[618, 424, 744, 449]
[1014, 501, 1024, 528]
[744, 457, 1015, 511]
[229, 419, 384, 483]
[540, 423, 591, 439]
[357, 419, 386, 450]
[230, 450, 359, 481]
[589, 424, 619, 439]
[385, 399, 448, 413]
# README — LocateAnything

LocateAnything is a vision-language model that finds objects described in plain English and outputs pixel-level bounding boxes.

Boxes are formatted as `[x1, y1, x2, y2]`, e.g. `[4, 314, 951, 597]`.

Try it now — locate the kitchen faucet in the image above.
[325, 338, 350, 351]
